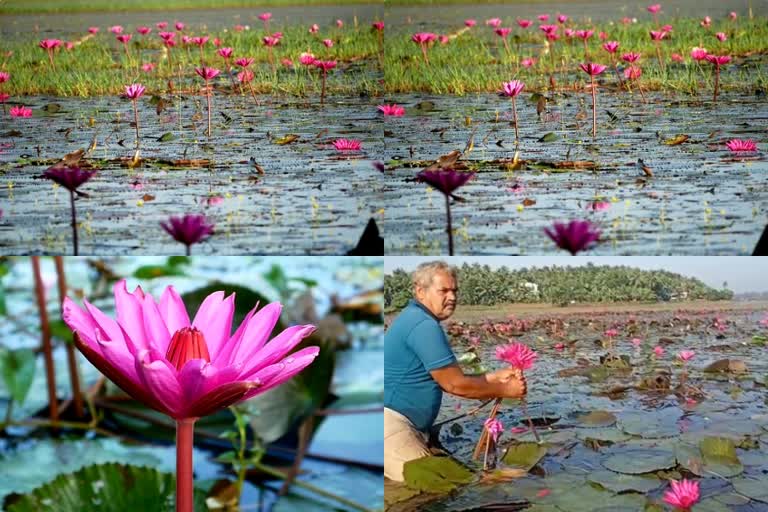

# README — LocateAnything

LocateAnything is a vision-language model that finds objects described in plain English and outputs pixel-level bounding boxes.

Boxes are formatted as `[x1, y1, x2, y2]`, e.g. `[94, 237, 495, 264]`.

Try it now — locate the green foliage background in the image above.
[384, 263, 733, 310]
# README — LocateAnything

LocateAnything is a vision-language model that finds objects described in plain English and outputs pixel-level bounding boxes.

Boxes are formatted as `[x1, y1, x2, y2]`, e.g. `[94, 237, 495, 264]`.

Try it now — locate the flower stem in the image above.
[206, 81, 213, 138]
[320, 69, 327, 105]
[48, 49, 55, 71]
[521, 398, 541, 443]
[132, 99, 140, 151]
[421, 43, 429, 66]
[591, 75, 597, 138]
[445, 194, 453, 255]
[512, 96, 519, 147]
[713, 66, 720, 103]
[69, 189, 79, 256]
[176, 418, 196, 512]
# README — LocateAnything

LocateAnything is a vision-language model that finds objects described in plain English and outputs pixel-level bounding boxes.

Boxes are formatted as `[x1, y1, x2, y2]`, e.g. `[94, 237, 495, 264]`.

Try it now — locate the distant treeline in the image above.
[384, 263, 733, 309]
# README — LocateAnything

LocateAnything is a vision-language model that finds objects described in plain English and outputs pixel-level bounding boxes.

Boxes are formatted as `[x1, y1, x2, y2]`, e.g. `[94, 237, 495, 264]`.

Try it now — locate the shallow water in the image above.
[383, 91, 768, 255]
[0, 95, 384, 255]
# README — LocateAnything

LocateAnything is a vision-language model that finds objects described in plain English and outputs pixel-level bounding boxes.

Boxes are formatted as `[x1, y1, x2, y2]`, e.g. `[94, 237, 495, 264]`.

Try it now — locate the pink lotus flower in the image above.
[631, 338, 642, 347]
[372, 21, 384, 31]
[663, 479, 700, 509]
[465, 19, 477, 27]
[332, 138, 362, 151]
[521, 57, 537, 68]
[314, 60, 336, 71]
[554, 342, 565, 351]
[336, 19, 343, 28]
[322, 38, 334, 48]
[604, 328, 619, 337]
[517, 19, 533, 29]
[624, 66, 642, 80]
[417, 169, 476, 198]
[309, 23, 319, 34]
[496, 342, 537, 370]
[537, 14, 549, 22]
[43, 165, 96, 191]
[557, 14, 568, 24]
[539, 24, 558, 36]
[141, 63, 155, 72]
[544, 219, 601, 255]
[235, 57, 254, 67]
[484, 417, 503, 443]
[258, 12, 272, 21]
[157, 22, 168, 29]
[116, 34, 132, 44]
[678, 350, 695, 361]
[510, 426, 528, 434]
[439, 35, 449, 45]
[622, 52, 641, 63]
[653, 346, 664, 356]
[63, 279, 318, 510]
[137, 26, 151, 35]
[217, 47, 233, 58]
[705, 54, 731, 66]
[175, 21, 185, 31]
[586, 200, 611, 211]
[161, 214, 214, 252]
[195, 66, 220, 80]
[412, 32, 437, 44]
[671, 53, 684, 63]
[39, 38, 62, 50]
[690, 47, 708, 60]
[726, 139, 757, 152]
[109, 25, 124, 34]
[237, 69, 254, 83]
[501, 80, 524, 97]
[486, 18, 502, 28]
[192, 36, 209, 47]
[647, 4, 661, 14]
[580, 62, 607, 76]
[88, 27, 99, 34]
[495, 27, 512, 38]
[729, 12, 737, 21]
[602, 41, 619, 53]
[9, 105, 32, 118]
[378, 104, 405, 116]
[299, 52, 316, 66]
[649, 30, 667, 41]
[576, 29, 594, 40]
[715, 32, 727, 42]
[124, 83, 145, 100]
[701, 16, 712, 28]
[281, 58, 293, 68]
[263, 36, 279, 47]
[159, 31, 176, 42]
[0, 72, 9, 83]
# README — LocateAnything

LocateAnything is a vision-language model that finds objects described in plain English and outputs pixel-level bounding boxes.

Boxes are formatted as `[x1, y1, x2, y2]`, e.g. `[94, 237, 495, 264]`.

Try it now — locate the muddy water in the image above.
[0, 95, 383, 255]
[383, 92, 768, 255]
[0, 5, 383, 36]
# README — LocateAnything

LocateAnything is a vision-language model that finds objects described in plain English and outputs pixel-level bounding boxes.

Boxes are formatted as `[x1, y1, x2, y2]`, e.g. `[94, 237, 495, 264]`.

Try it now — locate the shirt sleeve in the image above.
[406, 319, 457, 371]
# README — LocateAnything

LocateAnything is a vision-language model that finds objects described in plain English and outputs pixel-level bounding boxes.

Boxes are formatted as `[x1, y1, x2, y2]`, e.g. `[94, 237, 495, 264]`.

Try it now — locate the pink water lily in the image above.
[653, 345, 665, 356]
[484, 417, 503, 443]
[378, 104, 405, 116]
[333, 138, 362, 151]
[678, 350, 695, 361]
[545, 219, 601, 255]
[663, 479, 700, 510]
[690, 47, 708, 60]
[63, 279, 319, 512]
[726, 139, 757, 152]
[495, 342, 537, 370]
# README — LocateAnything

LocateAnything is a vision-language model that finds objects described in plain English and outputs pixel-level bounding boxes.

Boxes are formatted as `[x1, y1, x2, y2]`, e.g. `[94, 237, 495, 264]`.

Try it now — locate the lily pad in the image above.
[6, 463, 206, 512]
[704, 359, 748, 374]
[731, 475, 768, 503]
[602, 448, 676, 474]
[576, 410, 616, 427]
[699, 436, 743, 477]
[575, 428, 631, 443]
[385, 479, 421, 508]
[403, 456, 474, 494]
[617, 409, 682, 438]
[587, 470, 662, 493]
[502, 442, 547, 471]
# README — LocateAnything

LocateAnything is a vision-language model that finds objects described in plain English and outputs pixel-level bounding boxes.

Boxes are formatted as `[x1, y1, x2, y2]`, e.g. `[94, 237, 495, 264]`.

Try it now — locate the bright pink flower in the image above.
[195, 66, 220, 80]
[465, 19, 477, 27]
[622, 52, 641, 63]
[715, 32, 727, 42]
[576, 29, 594, 40]
[175, 21, 185, 31]
[309, 23, 319, 34]
[604, 329, 618, 337]
[372, 21, 384, 31]
[602, 41, 619, 53]
[729, 11, 737, 21]
[624, 66, 642, 80]
[671, 53, 684, 62]
[281, 58, 293, 68]
[510, 426, 528, 434]
[653, 346, 664, 356]
[258, 12, 272, 21]
[544, 219, 600, 255]
[43, 166, 96, 191]
[501, 79, 525, 97]
[237, 70, 254, 83]
[0, 72, 9, 83]
[649, 30, 667, 40]
[213, 38, 222, 47]
[439, 35, 449, 44]
[262, 36, 279, 47]
[662, 24, 673, 33]
[631, 338, 642, 347]
[137, 26, 151, 35]
[557, 14, 568, 24]
[157, 22, 168, 29]
[314, 60, 337, 71]
[0, 93, 9, 103]
[299, 52, 316, 66]
[726, 139, 757, 152]
[678, 350, 695, 361]
[332, 138, 362, 151]
[586, 200, 611, 211]
[88, 27, 99, 34]
[517, 19, 533, 29]
[412, 32, 437, 44]
[217, 47, 233, 58]
[322, 39, 334, 48]
[62, 279, 319, 421]
[564, 28, 576, 38]
[39, 39, 62, 50]
[109, 25, 123, 34]
[599, 31, 608, 40]
[521, 57, 537, 68]
[336, 19, 344, 28]
[142, 63, 156, 73]
[579, 62, 607, 75]
[486, 18, 502, 28]
[116, 34, 132, 44]
[705, 54, 731, 66]
[161, 214, 214, 248]
[378, 104, 405, 116]
[537, 14, 549, 22]
[554, 342, 565, 351]
[192, 36, 209, 47]
[484, 418, 503, 443]
[9, 105, 32, 118]
[159, 31, 176, 42]
[235, 57, 254, 68]
[663, 479, 700, 509]
[690, 47, 708, 60]
[539, 24, 558, 35]
[417, 169, 476, 196]
[495, 27, 512, 38]
[647, 4, 661, 13]
[495, 342, 537, 370]
[701, 16, 712, 28]
[124, 83, 145, 99]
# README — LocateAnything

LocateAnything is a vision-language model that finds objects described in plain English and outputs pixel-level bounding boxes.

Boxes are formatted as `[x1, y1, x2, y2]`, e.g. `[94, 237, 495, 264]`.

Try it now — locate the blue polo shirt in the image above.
[384, 299, 457, 432]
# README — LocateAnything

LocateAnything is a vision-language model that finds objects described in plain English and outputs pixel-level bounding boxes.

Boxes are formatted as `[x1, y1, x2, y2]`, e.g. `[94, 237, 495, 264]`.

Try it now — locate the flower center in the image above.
[165, 327, 211, 371]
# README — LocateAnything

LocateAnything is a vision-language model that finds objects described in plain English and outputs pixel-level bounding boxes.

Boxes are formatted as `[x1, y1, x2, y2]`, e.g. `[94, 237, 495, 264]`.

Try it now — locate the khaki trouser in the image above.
[384, 407, 431, 481]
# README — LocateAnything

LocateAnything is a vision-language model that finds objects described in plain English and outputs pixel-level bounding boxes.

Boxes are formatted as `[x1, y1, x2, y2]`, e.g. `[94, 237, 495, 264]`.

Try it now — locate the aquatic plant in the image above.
[43, 166, 97, 255]
[9, 105, 31, 117]
[194, 66, 220, 137]
[412, 32, 437, 65]
[500, 79, 524, 147]
[38, 38, 62, 71]
[579, 62, 607, 137]
[259, 12, 272, 32]
[726, 139, 758, 152]
[313, 59, 336, 105]
[663, 478, 700, 511]
[62, 279, 319, 512]
[378, 104, 405, 116]
[332, 138, 362, 151]
[123, 83, 145, 151]
[416, 168, 475, 255]
[161, 213, 214, 255]
[544, 219, 601, 255]
[706, 54, 731, 102]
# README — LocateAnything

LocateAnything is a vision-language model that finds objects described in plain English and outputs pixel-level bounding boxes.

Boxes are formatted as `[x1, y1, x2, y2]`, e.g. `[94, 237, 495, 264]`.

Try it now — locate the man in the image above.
[384, 261, 527, 481]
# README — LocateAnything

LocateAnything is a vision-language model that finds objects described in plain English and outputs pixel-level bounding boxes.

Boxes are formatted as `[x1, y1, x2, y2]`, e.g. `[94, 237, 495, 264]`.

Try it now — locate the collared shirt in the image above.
[384, 299, 456, 432]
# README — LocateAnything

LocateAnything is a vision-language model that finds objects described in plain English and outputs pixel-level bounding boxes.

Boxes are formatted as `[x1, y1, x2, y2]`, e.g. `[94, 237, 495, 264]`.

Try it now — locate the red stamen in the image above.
[166, 327, 211, 370]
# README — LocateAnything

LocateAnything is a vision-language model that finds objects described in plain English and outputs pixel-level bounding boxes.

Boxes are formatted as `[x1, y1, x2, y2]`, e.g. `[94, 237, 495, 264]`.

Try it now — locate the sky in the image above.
[383, 257, 768, 293]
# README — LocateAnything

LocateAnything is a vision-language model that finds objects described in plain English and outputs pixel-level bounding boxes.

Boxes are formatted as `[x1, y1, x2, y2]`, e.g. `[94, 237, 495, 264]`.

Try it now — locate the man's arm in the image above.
[430, 363, 526, 399]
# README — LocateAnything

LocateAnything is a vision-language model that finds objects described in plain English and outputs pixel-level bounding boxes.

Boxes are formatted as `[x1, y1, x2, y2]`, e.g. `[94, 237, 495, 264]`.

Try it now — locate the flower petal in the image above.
[213, 303, 259, 366]
[241, 346, 319, 399]
[225, 302, 282, 367]
[159, 285, 191, 335]
[238, 325, 315, 378]
[184, 381, 257, 418]
[142, 294, 171, 354]
[192, 291, 235, 359]
[178, 359, 242, 403]
[114, 279, 149, 351]
[135, 349, 183, 417]
[62, 297, 101, 353]
[83, 298, 126, 346]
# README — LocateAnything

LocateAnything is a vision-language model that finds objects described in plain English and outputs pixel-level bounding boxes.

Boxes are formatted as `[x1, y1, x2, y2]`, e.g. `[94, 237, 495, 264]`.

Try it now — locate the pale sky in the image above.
[384, 257, 768, 293]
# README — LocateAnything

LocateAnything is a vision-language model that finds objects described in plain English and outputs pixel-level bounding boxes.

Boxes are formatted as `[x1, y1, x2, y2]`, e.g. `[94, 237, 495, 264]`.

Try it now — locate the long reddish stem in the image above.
[421, 43, 429, 66]
[54, 256, 84, 418]
[32, 256, 58, 423]
[205, 81, 213, 137]
[321, 69, 327, 105]
[132, 99, 140, 150]
[176, 418, 196, 512]
[713, 65, 720, 102]
[591, 75, 597, 138]
[512, 96, 519, 146]
[69, 190, 79, 255]
[48, 49, 56, 71]
[445, 194, 453, 255]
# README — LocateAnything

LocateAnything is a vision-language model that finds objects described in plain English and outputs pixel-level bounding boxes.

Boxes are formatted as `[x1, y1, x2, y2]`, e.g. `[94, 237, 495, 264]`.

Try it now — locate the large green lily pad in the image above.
[575, 428, 631, 443]
[6, 463, 206, 512]
[617, 409, 682, 438]
[699, 436, 743, 477]
[731, 475, 768, 503]
[403, 456, 474, 494]
[602, 448, 676, 474]
[587, 470, 662, 493]
[576, 411, 617, 427]
[502, 442, 548, 471]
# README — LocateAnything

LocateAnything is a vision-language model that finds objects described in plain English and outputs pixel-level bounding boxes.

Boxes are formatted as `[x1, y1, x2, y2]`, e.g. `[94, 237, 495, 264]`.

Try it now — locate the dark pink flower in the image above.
[43, 166, 97, 192]
[496, 342, 537, 370]
[647, 4, 661, 14]
[544, 219, 601, 255]
[378, 104, 405, 116]
[579, 62, 607, 75]
[602, 41, 619, 53]
[161, 214, 214, 247]
[517, 19, 533, 29]
[726, 139, 757, 152]
[235, 57, 254, 67]
[663, 479, 700, 509]
[622, 52, 641, 63]
[9, 105, 32, 118]
[416, 169, 476, 196]
[195, 66, 221, 80]
[332, 138, 362, 151]
[705, 54, 731, 66]
[137, 26, 151, 35]
[412, 32, 437, 44]
[465, 19, 477, 27]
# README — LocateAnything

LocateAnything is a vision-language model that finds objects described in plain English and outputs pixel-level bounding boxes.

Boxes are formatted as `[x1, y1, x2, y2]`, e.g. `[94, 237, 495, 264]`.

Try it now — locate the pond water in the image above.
[390, 304, 768, 511]
[0, 95, 384, 255]
[383, 91, 768, 255]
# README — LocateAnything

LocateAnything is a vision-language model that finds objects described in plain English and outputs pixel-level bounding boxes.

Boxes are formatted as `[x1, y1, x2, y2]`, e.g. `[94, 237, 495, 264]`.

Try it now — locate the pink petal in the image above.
[185, 380, 257, 418]
[94, 328, 141, 387]
[226, 302, 283, 366]
[62, 297, 101, 353]
[238, 325, 315, 378]
[242, 346, 319, 398]
[159, 285, 191, 335]
[135, 349, 183, 417]
[213, 303, 259, 366]
[83, 298, 126, 346]
[178, 359, 242, 402]
[192, 291, 235, 359]
[141, 294, 171, 354]
[114, 279, 149, 351]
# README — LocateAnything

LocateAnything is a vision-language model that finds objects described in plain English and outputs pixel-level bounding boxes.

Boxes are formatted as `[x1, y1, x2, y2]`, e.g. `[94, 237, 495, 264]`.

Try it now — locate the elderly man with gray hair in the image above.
[384, 261, 527, 481]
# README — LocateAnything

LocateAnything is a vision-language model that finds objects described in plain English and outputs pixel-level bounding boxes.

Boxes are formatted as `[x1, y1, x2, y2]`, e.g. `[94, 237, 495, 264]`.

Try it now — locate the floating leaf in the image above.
[575, 428, 631, 443]
[587, 470, 662, 493]
[663, 134, 690, 145]
[42, 103, 61, 114]
[577, 410, 616, 427]
[403, 456, 474, 493]
[157, 132, 175, 142]
[274, 134, 300, 145]
[0, 348, 36, 404]
[699, 436, 743, 477]
[617, 409, 682, 438]
[502, 442, 547, 471]
[415, 100, 435, 111]
[731, 475, 768, 503]
[703, 359, 748, 374]
[602, 448, 675, 474]
[539, 132, 558, 143]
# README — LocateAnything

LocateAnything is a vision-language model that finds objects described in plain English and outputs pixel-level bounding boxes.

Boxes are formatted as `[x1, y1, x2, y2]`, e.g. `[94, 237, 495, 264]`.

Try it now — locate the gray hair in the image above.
[411, 261, 457, 293]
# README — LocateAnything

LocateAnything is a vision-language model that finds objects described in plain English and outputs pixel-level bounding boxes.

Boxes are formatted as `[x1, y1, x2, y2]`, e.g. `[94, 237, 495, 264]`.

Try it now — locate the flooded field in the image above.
[383, 92, 768, 255]
[387, 303, 768, 511]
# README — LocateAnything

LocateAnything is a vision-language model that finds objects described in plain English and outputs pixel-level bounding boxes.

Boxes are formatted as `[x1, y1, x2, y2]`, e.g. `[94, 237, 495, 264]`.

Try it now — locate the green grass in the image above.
[1, 24, 383, 97]
[384, 16, 768, 95]
[0, 0, 380, 14]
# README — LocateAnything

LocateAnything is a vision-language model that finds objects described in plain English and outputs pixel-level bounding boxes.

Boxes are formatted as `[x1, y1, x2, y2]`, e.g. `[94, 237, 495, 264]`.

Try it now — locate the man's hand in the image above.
[487, 367, 522, 384]
[487, 368, 527, 399]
